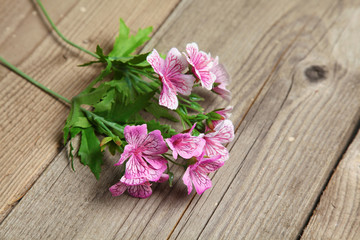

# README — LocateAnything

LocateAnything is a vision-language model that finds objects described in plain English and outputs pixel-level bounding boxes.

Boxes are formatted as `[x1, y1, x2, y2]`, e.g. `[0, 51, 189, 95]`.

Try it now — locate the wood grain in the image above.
[0, 0, 180, 222]
[1, 0, 312, 238]
[175, 1, 360, 239]
[301, 129, 360, 240]
[2, 0, 360, 239]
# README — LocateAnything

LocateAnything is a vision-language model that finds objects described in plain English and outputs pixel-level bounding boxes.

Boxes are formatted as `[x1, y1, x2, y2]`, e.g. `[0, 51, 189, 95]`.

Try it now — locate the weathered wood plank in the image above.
[0, 0, 180, 222]
[2, 0, 360, 239]
[301, 129, 360, 240]
[0, 0, 314, 238]
[172, 1, 360, 239]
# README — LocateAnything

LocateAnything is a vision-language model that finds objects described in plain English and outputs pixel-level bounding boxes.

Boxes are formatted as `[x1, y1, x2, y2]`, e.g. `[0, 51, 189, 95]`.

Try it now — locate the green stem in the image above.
[0, 56, 71, 104]
[178, 95, 191, 104]
[36, 0, 98, 59]
[175, 108, 192, 129]
[162, 154, 186, 167]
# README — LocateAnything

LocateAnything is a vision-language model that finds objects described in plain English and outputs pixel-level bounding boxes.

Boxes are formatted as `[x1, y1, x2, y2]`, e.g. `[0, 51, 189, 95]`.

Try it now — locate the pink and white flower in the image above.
[210, 57, 231, 101]
[166, 124, 205, 159]
[114, 124, 168, 181]
[182, 154, 224, 195]
[110, 181, 153, 199]
[185, 43, 216, 90]
[147, 48, 195, 110]
[109, 173, 169, 199]
[201, 119, 234, 162]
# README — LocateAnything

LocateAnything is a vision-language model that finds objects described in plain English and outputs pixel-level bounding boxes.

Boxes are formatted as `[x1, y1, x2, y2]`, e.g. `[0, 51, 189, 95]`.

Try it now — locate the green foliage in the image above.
[167, 171, 174, 187]
[145, 102, 179, 122]
[78, 127, 103, 179]
[109, 18, 152, 58]
[146, 120, 177, 139]
[63, 18, 181, 180]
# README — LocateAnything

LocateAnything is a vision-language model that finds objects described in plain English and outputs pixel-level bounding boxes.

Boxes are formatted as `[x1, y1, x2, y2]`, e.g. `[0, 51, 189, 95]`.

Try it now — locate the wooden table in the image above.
[1, 0, 360, 239]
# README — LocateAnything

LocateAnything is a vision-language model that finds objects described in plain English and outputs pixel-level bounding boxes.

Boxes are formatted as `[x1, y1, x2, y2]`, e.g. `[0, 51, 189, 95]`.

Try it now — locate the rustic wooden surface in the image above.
[0, 0, 180, 222]
[1, 0, 360, 239]
[302, 129, 360, 240]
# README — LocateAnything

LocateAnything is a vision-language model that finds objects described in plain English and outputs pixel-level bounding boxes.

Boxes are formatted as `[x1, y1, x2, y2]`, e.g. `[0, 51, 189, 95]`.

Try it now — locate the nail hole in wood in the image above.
[305, 65, 327, 82]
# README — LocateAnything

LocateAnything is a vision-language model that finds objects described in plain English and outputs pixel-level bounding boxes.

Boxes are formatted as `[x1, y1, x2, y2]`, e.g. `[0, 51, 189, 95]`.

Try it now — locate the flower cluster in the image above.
[110, 43, 234, 198]
[2, 10, 233, 200]
[147, 43, 230, 110]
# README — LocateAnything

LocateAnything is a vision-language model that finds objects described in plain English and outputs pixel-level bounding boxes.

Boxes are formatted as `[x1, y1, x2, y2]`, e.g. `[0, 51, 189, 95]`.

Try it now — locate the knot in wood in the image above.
[304, 65, 328, 82]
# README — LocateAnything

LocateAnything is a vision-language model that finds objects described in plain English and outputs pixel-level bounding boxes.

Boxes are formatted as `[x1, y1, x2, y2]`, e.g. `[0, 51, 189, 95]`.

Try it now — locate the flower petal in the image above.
[185, 43, 215, 90]
[157, 173, 169, 183]
[170, 73, 195, 96]
[213, 83, 231, 101]
[166, 138, 178, 159]
[142, 130, 168, 155]
[124, 124, 148, 147]
[198, 156, 224, 172]
[146, 163, 167, 182]
[147, 49, 164, 76]
[182, 167, 193, 195]
[190, 167, 212, 195]
[197, 70, 216, 90]
[125, 154, 149, 179]
[109, 182, 127, 197]
[120, 176, 147, 186]
[211, 61, 230, 85]
[167, 133, 205, 159]
[206, 120, 234, 144]
[114, 144, 132, 166]
[159, 81, 178, 110]
[203, 138, 229, 161]
[142, 155, 167, 170]
[127, 182, 152, 198]
[164, 48, 188, 76]
[177, 136, 206, 159]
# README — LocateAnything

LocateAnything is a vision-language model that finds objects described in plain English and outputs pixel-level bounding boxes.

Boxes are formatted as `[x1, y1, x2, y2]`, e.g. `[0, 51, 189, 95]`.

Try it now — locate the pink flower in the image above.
[185, 43, 216, 90]
[182, 154, 224, 195]
[210, 57, 231, 101]
[110, 181, 152, 199]
[201, 120, 234, 162]
[115, 124, 168, 181]
[147, 48, 195, 110]
[109, 173, 169, 199]
[166, 124, 205, 159]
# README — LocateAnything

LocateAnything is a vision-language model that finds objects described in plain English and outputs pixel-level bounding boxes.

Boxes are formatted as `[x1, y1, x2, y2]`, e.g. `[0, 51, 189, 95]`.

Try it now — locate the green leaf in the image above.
[93, 88, 116, 114]
[83, 109, 125, 138]
[189, 93, 204, 102]
[146, 120, 177, 138]
[109, 52, 150, 64]
[78, 127, 103, 180]
[109, 18, 152, 58]
[195, 122, 205, 133]
[106, 90, 155, 123]
[63, 101, 83, 144]
[206, 112, 223, 121]
[81, 59, 112, 94]
[78, 61, 101, 67]
[145, 102, 179, 122]
[72, 116, 92, 129]
[96, 45, 106, 58]
[168, 171, 174, 187]
[189, 101, 204, 112]
[188, 113, 208, 122]
[107, 141, 122, 155]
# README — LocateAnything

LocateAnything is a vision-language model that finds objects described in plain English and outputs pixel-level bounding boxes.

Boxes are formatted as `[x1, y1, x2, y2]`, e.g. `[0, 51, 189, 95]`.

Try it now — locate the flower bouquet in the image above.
[0, 0, 234, 199]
